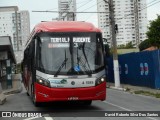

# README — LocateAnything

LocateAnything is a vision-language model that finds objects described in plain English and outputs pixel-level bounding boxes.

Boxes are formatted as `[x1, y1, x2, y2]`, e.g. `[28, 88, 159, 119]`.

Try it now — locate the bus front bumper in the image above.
[35, 82, 106, 102]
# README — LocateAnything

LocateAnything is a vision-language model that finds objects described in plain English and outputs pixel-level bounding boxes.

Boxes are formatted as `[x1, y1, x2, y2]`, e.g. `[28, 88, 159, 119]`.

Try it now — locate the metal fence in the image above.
[106, 50, 160, 89]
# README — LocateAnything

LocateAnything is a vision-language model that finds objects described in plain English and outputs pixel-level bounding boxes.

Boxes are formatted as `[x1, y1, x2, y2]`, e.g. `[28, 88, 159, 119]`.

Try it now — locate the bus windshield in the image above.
[36, 32, 104, 75]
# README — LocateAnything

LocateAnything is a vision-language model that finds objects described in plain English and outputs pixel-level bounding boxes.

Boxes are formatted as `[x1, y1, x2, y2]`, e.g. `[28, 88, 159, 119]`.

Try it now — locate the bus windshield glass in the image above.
[36, 32, 104, 75]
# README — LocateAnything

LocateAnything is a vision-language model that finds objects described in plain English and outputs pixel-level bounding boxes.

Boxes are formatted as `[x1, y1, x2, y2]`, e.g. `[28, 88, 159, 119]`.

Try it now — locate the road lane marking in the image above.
[44, 117, 54, 120]
[103, 101, 158, 120]
[103, 101, 132, 111]
[43, 114, 54, 120]
[23, 116, 39, 120]
[22, 114, 54, 120]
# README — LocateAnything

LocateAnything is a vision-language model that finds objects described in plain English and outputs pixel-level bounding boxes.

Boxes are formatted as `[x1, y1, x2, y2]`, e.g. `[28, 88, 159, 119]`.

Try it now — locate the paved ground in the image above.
[0, 83, 160, 120]
[108, 82, 160, 94]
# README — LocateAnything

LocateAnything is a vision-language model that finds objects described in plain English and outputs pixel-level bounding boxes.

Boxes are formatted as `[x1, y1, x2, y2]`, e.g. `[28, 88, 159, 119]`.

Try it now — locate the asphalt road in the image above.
[0, 84, 160, 120]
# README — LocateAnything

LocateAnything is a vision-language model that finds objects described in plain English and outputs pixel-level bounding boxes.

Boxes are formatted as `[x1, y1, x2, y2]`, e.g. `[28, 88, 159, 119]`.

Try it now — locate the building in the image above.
[0, 7, 30, 63]
[58, 0, 77, 21]
[0, 36, 16, 89]
[97, 0, 148, 47]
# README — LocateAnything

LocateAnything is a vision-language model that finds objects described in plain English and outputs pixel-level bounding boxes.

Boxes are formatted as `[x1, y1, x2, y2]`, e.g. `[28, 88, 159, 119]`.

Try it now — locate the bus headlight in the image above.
[95, 77, 106, 86]
[37, 78, 50, 87]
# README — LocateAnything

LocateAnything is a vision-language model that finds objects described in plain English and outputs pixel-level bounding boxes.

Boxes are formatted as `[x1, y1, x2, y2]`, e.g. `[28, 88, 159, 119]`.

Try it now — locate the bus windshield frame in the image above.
[36, 32, 105, 76]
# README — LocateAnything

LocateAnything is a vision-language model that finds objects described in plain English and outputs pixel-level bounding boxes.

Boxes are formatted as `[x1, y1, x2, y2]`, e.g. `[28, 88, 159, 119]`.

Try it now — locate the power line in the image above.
[116, 0, 160, 21]
[45, 0, 91, 12]
[32, 0, 106, 14]
[60, 0, 73, 20]
[84, 13, 95, 21]
[32, 11, 108, 13]
[77, 0, 94, 10]
[141, 0, 160, 10]
[147, 0, 159, 5]
[78, 0, 105, 22]
[81, 0, 104, 12]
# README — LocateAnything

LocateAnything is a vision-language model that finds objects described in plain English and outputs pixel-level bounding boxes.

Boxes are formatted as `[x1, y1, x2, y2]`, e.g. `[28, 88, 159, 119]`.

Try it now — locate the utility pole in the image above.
[134, 0, 140, 47]
[103, 0, 120, 88]
[72, 12, 75, 21]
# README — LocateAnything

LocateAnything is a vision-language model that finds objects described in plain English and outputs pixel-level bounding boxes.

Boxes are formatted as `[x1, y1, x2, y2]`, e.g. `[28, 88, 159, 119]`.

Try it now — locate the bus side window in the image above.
[24, 46, 30, 71]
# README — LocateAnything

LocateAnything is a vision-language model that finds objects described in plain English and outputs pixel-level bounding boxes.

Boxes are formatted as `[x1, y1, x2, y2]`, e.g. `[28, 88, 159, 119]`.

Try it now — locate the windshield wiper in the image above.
[77, 42, 92, 76]
[77, 57, 92, 77]
[54, 58, 68, 77]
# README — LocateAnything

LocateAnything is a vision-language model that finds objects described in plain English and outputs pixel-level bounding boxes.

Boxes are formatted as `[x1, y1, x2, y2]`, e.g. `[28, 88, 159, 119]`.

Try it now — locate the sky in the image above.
[0, 0, 160, 31]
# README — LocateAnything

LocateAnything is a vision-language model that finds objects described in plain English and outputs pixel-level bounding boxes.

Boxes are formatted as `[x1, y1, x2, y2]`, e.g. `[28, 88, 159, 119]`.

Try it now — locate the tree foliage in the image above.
[146, 15, 160, 48]
[117, 42, 134, 49]
[138, 39, 151, 51]
[125, 42, 134, 49]
[139, 15, 160, 51]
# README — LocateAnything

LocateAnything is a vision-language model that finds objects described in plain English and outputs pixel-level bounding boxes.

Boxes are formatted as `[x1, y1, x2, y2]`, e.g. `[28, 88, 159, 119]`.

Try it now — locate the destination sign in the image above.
[50, 37, 91, 43]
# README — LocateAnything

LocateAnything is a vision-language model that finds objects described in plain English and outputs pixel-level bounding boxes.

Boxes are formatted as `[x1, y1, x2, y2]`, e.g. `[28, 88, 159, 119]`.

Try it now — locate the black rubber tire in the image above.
[31, 85, 40, 107]
[83, 100, 92, 106]
[26, 92, 29, 96]
[32, 93, 40, 107]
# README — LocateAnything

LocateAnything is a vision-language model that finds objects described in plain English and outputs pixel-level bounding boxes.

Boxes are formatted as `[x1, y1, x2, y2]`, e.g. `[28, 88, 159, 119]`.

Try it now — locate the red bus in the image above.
[22, 21, 106, 106]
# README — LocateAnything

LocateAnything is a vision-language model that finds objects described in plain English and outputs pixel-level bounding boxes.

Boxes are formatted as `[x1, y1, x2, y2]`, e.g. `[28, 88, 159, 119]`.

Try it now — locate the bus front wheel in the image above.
[31, 86, 40, 107]
[83, 100, 92, 106]
[32, 93, 41, 107]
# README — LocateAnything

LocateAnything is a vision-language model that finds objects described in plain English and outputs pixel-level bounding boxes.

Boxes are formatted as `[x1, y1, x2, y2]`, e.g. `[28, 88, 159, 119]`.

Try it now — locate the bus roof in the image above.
[34, 21, 101, 33]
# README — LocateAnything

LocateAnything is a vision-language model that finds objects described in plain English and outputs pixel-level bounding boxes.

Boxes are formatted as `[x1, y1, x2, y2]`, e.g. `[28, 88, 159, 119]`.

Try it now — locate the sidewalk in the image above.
[107, 82, 160, 98]
[0, 83, 6, 105]
[3, 79, 22, 95]
[0, 74, 22, 105]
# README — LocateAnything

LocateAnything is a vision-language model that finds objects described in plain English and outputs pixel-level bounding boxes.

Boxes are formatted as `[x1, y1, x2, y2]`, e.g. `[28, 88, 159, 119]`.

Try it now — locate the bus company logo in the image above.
[2, 112, 11, 117]
[71, 81, 75, 85]
[74, 65, 81, 72]
[60, 79, 67, 84]
[50, 79, 67, 84]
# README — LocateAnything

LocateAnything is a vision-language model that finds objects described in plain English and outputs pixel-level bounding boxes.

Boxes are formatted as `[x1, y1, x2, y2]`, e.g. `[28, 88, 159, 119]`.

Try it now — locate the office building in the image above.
[97, 0, 147, 47]
[0, 7, 30, 63]
[58, 0, 77, 21]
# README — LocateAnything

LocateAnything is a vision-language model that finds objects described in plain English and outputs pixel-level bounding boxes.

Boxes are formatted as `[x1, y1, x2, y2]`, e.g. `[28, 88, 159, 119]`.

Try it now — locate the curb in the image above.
[109, 86, 125, 91]
[3, 85, 23, 95]
[0, 93, 6, 105]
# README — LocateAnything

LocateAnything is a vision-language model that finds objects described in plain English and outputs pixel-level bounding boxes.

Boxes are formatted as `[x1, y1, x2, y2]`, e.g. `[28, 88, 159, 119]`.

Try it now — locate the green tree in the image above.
[146, 15, 160, 48]
[117, 44, 125, 49]
[125, 42, 134, 49]
[139, 39, 152, 51]
[117, 42, 134, 49]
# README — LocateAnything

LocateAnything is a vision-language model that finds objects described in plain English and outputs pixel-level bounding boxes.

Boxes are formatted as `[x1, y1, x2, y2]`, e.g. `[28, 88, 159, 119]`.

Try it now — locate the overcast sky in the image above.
[0, 0, 160, 30]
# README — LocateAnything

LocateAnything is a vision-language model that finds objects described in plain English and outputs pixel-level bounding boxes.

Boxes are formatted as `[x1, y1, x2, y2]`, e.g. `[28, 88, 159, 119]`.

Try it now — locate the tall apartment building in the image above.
[97, 0, 148, 47]
[0, 8, 30, 63]
[58, 0, 77, 21]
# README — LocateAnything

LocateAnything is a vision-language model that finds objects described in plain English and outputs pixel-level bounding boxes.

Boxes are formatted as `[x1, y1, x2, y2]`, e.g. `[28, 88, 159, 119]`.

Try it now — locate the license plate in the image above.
[68, 97, 79, 100]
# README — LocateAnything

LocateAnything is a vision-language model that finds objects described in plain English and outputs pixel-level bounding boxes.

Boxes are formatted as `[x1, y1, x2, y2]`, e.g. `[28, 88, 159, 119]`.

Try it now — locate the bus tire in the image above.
[83, 100, 92, 106]
[31, 86, 40, 107]
[26, 92, 29, 96]
[32, 93, 40, 107]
